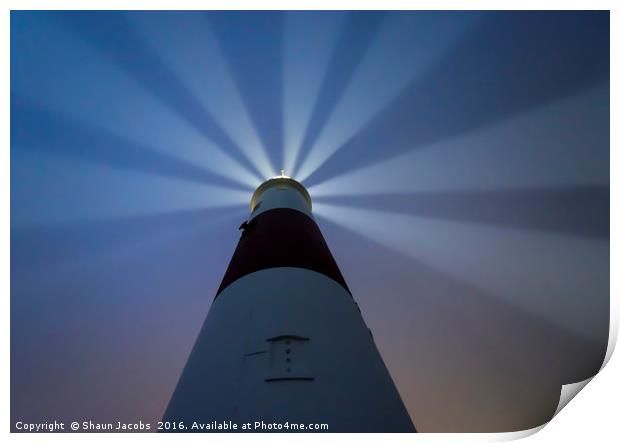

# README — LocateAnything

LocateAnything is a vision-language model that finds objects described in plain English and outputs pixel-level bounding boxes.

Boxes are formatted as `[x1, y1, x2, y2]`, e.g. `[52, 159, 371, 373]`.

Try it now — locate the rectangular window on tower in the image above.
[264, 335, 314, 382]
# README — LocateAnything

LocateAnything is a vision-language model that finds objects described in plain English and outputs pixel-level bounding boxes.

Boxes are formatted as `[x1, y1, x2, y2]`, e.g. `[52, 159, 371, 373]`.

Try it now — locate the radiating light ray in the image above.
[11, 149, 250, 228]
[296, 12, 479, 182]
[313, 186, 609, 239]
[88, 206, 247, 261]
[314, 203, 608, 341]
[302, 12, 609, 187]
[11, 206, 247, 268]
[11, 97, 257, 192]
[11, 13, 261, 189]
[84, 209, 247, 273]
[11, 207, 248, 289]
[127, 12, 276, 179]
[308, 86, 609, 198]
[282, 11, 345, 176]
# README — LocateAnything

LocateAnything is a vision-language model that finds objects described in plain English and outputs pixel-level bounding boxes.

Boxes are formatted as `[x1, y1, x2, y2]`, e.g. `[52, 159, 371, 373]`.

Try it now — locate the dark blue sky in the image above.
[11, 10, 609, 431]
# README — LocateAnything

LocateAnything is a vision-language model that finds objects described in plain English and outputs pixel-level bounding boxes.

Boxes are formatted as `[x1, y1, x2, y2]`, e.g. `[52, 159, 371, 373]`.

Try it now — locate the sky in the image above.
[10, 10, 609, 432]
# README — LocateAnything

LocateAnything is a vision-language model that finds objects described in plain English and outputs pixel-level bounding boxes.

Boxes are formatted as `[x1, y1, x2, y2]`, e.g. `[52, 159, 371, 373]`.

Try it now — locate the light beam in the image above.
[282, 11, 345, 176]
[11, 149, 249, 228]
[128, 12, 276, 179]
[11, 12, 261, 189]
[296, 12, 479, 182]
[314, 203, 608, 342]
[308, 86, 609, 198]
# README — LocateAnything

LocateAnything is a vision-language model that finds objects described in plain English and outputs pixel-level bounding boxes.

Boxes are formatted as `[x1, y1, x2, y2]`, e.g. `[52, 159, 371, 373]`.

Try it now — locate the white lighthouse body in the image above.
[163, 177, 415, 432]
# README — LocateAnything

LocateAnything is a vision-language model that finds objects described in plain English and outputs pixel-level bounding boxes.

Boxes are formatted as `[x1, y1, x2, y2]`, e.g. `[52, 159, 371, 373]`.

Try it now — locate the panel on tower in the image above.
[265, 335, 313, 382]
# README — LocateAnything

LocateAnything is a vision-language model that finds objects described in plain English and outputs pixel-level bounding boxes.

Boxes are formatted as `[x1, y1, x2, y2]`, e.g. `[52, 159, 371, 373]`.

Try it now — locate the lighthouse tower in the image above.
[163, 175, 415, 432]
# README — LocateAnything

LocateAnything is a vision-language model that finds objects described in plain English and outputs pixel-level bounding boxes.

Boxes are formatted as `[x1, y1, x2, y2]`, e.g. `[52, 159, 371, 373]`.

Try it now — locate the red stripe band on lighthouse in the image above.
[215, 176, 350, 297]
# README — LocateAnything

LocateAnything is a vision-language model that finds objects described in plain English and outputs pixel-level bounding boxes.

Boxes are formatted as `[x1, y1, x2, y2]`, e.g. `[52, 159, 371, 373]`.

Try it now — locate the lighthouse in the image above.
[163, 174, 415, 432]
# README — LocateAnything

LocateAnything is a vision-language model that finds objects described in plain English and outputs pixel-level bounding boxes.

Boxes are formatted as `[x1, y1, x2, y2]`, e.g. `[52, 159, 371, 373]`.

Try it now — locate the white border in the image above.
[2, 1, 616, 441]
